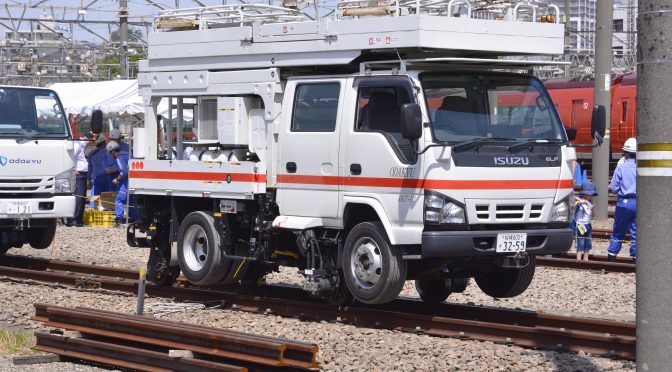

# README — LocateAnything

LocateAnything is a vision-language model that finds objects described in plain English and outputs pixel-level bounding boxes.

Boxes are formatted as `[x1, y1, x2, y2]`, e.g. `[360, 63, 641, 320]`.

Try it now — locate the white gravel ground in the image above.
[0, 226, 636, 371]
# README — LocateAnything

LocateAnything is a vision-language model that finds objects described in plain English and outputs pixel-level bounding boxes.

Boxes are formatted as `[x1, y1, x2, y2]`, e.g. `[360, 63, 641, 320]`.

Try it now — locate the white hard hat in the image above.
[109, 128, 122, 140]
[623, 137, 637, 153]
[106, 140, 120, 153]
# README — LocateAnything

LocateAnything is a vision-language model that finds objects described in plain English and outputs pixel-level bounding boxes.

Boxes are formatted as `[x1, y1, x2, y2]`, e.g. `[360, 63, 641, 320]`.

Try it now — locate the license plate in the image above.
[496, 233, 527, 253]
[7, 202, 32, 215]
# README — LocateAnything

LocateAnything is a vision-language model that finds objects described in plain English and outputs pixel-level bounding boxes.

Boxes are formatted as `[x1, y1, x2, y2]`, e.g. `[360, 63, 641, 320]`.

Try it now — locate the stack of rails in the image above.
[33, 304, 319, 371]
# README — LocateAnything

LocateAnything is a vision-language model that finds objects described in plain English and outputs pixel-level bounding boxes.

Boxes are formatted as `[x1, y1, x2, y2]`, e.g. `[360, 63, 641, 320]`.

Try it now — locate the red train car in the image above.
[544, 74, 637, 159]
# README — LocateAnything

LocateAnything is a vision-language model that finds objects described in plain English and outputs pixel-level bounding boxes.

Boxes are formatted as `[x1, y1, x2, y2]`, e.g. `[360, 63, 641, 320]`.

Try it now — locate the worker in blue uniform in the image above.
[87, 134, 116, 196]
[608, 137, 637, 263]
[107, 141, 130, 225]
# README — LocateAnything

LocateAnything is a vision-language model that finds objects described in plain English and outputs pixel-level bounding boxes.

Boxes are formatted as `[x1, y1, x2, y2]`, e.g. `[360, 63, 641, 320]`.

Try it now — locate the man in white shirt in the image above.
[67, 133, 91, 226]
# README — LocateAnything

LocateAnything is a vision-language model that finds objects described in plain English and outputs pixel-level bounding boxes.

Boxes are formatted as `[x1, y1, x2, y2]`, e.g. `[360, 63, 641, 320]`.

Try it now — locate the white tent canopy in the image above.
[49, 80, 187, 119]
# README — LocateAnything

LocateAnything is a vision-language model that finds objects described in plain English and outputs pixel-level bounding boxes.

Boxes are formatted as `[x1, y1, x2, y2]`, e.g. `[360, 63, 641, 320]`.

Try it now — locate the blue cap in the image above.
[579, 181, 598, 196]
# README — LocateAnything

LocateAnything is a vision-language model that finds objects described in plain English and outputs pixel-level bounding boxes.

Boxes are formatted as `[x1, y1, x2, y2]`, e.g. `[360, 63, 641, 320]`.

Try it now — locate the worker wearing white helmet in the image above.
[608, 137, 637, 263]
[109, 128, 130, 153]
[107, 140, 131, 225]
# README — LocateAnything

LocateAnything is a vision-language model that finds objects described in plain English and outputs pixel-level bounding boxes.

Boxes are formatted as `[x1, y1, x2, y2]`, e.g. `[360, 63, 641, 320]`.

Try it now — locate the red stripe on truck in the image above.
[277, 174, 574, 190]
[129, 170, 267, 183]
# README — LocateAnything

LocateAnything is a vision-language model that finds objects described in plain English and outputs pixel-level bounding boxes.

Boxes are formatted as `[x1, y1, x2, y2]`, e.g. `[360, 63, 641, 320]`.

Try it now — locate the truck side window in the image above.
[291, 83, 340, 132]
[356, 87, 415, 163]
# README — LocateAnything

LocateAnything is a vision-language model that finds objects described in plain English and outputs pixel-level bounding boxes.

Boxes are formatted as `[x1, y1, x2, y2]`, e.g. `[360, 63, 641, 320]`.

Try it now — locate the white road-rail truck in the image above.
[128, 1, 601, 305]
[0, 86, 75, 254]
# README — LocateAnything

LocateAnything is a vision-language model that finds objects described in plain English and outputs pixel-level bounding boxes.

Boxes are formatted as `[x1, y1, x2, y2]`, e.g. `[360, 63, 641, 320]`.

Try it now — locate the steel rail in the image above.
[34, 332, 246, 372]
[33, 304, 319, 370]
[537, 255, 636, 273]
[0, 255, 635, 360]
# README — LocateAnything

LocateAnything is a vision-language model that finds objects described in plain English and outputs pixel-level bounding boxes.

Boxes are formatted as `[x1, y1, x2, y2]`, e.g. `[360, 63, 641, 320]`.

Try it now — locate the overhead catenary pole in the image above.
[591, 0, 612, 220]
[564, 0, 571, 77]
[636, 1, 672, 369]
[119, 0, 129, 79]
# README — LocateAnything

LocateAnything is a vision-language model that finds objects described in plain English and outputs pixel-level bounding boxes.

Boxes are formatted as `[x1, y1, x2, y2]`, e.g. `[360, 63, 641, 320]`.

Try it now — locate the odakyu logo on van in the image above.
[493, 156, 530, 166]
[0, 155, 42, 166]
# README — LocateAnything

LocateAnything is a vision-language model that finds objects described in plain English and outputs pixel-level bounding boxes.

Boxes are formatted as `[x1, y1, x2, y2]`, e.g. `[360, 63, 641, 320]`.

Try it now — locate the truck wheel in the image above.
[342, 222, 407, 305]
[27, 219, 57, 249]
[415, 278, 451, 303]
[475, 256, 536, 298]
[177, 211, 232, 286]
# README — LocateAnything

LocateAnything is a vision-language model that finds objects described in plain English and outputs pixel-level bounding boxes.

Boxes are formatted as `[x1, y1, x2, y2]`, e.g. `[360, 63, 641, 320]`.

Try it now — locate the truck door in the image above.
[276, 80, 343, 219]
[340, 77, 423, 232]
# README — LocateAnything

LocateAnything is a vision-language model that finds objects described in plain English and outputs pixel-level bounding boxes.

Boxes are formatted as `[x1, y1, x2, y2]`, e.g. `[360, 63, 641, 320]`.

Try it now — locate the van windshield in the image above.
[420, 73, 565, 143]
[0, 88, 70, 139]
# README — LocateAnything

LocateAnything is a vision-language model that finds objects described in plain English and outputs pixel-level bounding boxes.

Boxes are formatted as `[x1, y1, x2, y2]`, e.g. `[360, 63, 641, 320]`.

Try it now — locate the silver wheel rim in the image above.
[182, 224, 208, 272]
[350, 237, 383, 289]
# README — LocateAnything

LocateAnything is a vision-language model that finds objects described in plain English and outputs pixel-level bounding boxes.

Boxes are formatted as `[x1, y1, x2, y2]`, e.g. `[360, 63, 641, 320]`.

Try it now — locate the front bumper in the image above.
[0, 195, 75, 220]
[421, 228, 573, 258]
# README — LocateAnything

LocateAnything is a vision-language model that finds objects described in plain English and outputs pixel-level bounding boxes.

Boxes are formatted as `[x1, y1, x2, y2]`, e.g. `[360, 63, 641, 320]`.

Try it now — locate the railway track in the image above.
[538, 253, 635, 273]
[0, 255, 635, 360]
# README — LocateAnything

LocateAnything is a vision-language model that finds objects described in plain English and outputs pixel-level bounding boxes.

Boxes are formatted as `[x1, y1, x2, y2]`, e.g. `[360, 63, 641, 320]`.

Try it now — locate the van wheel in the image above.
[342, 222, 407, 305]
[415, 278, 452, 303]
[475, 256, 536, 298]
[27, 219, 57, 249]
[177, 211, 232, 286]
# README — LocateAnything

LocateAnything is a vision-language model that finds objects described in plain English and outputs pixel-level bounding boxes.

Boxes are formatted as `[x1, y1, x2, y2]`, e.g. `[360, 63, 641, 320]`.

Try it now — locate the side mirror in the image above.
[401, 103, 423, 140]
[591, 104, 606, 146]
[90, 109, 103, 134]
[564, 126, 577, 142]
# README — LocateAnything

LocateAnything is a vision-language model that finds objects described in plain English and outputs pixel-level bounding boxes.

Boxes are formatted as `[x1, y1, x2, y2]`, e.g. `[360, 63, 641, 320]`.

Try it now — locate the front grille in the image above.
[0, 186, 39, 191]
[469, 200, 549, 223]
[0, 177, 53, 194]
[495, 205, 525, 219]
[0, 178, 41, 183]
[530, 204, 543, 219]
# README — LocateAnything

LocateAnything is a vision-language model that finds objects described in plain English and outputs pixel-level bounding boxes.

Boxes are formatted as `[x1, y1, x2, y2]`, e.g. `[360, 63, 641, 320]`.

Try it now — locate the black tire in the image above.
[177, 211, 232, 286]
[415, 278, 451, 304]
[449, 277, 470, 293]
[475, 256, 536, 298]
[27, 219, 57, 249]
[342, 221, 407, 305]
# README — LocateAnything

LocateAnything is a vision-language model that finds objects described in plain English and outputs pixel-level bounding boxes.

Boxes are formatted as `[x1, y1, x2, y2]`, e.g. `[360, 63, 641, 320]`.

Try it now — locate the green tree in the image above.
[109, 28, 144, 43]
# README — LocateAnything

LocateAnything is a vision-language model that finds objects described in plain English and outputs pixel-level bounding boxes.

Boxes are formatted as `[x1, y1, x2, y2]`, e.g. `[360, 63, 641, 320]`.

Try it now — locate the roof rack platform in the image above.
[145, 1, 564, 72]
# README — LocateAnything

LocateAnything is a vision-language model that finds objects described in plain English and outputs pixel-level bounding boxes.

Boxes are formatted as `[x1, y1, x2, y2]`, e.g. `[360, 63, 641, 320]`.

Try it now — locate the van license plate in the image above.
[496, 233, 527, 253]
[7, 202, 32, 215]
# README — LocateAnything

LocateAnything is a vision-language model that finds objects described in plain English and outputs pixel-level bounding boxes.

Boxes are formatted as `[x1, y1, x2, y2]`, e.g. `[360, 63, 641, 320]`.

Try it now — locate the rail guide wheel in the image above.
[475, 255, 536, 298]
[342, 221, 407, 305]
[415, 277, 471, 303]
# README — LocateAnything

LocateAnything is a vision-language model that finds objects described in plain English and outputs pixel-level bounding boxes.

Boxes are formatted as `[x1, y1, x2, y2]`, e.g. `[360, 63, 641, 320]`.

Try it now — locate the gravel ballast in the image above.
[0, 226, 636, 371]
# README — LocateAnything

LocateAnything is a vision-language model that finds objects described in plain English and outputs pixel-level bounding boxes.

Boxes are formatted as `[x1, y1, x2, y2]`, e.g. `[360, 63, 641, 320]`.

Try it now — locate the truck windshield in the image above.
[0, 87, 69, 139]
[421, 73, 565, 143]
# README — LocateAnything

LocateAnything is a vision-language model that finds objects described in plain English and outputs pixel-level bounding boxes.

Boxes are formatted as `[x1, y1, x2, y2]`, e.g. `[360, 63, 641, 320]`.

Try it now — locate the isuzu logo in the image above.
[494, 156, 530, 166]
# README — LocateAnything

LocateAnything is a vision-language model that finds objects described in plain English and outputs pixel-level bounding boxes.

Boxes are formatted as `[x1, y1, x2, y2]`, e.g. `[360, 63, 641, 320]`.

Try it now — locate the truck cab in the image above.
[0, 86, 76, 254]
[276, 69, 574, 302]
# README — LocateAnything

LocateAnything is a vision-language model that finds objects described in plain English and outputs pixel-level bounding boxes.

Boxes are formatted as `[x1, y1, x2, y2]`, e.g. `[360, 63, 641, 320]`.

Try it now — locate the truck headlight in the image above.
[424, 190, 466, 224]
[549, 199, 570, 223]
[54, 169, 75, 193]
